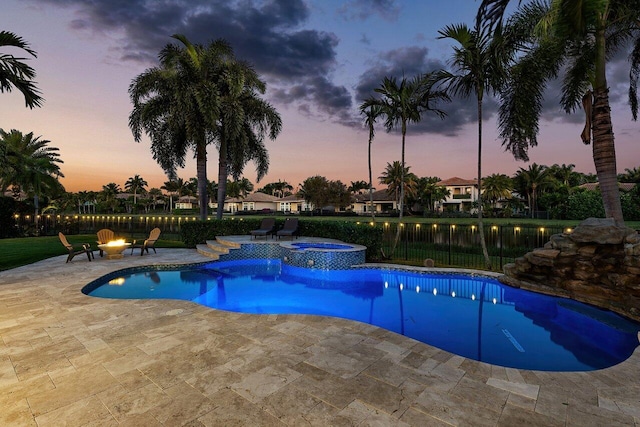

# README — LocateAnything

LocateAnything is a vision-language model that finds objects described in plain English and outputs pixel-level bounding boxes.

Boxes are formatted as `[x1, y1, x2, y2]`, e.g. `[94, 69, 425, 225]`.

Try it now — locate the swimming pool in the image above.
[83, 258, 640, 372]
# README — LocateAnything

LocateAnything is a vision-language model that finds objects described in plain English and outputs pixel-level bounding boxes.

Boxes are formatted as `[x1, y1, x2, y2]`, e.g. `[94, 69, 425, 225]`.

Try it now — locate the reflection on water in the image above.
[85, 259, 639, 372]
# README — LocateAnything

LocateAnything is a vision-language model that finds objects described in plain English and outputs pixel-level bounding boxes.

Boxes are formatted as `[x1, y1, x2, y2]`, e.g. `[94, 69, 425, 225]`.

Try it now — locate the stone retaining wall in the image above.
[501, 218, 640, 322]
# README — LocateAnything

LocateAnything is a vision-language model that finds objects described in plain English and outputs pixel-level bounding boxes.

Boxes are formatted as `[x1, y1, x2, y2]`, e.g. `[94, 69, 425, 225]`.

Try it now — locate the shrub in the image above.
[0, 197, 19, 238]
[180, 218, 383, 261]
[566, 191, 605, 220]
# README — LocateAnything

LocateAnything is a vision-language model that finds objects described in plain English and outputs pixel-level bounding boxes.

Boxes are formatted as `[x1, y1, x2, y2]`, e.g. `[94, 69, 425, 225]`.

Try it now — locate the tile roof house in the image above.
[436, 177, 479, 212]
[352, 189, 398, 214]
[578, 182, 637, 192]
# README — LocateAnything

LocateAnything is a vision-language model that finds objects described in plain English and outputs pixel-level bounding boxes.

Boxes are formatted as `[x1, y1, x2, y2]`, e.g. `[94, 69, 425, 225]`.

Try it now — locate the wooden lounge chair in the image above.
[58, 232, 93, 263]
[250, 218, 276, 239]
[131, 228, 161, 256]
[96, 228, 115, 257]
[277, 218, 299, 240]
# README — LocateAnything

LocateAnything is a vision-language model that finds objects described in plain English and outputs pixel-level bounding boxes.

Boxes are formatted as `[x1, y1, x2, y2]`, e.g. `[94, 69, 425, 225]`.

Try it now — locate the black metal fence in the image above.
[13, 214, 572, 270]
[379, 222, 571, 270]
[13, 213, 190, 241]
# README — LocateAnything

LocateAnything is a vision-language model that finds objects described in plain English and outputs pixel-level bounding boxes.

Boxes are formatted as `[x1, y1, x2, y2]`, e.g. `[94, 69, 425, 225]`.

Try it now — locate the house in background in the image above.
[235, 192, 280, 212]
[436, 177, 479, 212]
[352, 189, 398, 214]
[175, 195, 197, 210]
[277, 194, 311, 213]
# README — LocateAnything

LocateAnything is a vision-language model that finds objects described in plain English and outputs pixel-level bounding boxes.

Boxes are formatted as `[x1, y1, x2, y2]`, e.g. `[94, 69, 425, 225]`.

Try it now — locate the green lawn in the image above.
[0, 235, 186, 272]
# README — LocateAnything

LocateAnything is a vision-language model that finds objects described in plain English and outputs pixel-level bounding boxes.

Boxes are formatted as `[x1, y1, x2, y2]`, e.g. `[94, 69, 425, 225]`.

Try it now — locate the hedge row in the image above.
[180, 218, 383, 261]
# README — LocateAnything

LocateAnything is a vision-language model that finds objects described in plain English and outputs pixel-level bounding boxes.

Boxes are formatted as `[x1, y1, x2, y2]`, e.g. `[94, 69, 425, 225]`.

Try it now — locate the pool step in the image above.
[214, 236, 242, 249]
[197, 238, 241, 260]
[206, 240, 231, 254]
[196, 244, 220, 260]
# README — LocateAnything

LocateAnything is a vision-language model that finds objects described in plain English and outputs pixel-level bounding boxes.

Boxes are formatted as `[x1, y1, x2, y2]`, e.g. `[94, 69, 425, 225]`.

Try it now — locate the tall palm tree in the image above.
[124, 174, 148, 205]
[363, 74, 449, 254]
[439, 22, 511, 269]
[214, 60, 282, 219]
[359, 101, 383, 222]
[130, 34, 234, 220]
[479, 0, 640, 226]
[0, 129, 63, 232]
[0, 31, 43, 108]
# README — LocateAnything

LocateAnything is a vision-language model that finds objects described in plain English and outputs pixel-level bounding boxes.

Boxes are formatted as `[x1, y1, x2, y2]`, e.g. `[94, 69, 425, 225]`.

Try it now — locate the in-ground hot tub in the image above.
[290, 242, 354, 250]
[281, 240, 366, 269]
[213, 236, 367, 269]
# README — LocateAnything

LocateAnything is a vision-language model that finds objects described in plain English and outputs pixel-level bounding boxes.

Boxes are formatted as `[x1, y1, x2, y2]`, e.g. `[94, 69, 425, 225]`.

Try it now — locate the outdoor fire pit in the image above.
[98, 239, 131, 260]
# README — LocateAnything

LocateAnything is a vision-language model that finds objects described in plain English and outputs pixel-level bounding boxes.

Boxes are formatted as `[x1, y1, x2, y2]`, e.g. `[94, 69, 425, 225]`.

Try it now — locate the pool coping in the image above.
[1, 249, 639, 425]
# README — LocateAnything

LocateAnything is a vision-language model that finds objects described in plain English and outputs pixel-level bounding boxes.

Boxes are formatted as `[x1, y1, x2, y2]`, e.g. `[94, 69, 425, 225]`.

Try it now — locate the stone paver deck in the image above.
[1, 249, 639, 426]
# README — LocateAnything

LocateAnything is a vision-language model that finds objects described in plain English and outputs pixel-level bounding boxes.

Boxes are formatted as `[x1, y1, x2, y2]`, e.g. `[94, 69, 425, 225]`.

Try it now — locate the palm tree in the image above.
[273, 180, 293, 198]
[236, 178, 254, 197]
[0, 129, 63, 233]
[513, 163, 552, 217]
[124, 174, 148, 205]
[161, 179, 181, 212]
[213, 60, 282, 219]
[100, 183, 121, 213]
[438, 22, 511, 269]
[548, 163, 582, 188]
[482, 173, 513, 209]
[479, 0, 640, 226]
[201, 180, 216, 209]
[0, 31, 43, 108]
[378, 161, 418, 209]
[415, 176, 448, 212]
[620, 167, 640, 183]
[147, 188, 163, 211]
[363, 74, 449, 254]
[359, 101, 383, 222]
[130, 34, 234, 220]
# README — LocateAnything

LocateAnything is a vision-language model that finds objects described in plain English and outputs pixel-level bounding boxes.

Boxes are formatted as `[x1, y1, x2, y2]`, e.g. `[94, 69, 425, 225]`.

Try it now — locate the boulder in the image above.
[500, 217, 640, 322]
[567, 217, 635, 245]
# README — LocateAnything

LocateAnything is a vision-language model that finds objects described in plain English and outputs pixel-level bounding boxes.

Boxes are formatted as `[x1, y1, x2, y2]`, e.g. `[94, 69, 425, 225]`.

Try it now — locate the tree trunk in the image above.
[196, 140, 208, 221]
[477, 97, 492, 270]
[34, 194, 39, 236]
[368, 137, 375, 222]
[391, 124, 406, 256]
[216, 137, 228, 220]
[590, 26, 624, 226]
[592, 87, 624, 225]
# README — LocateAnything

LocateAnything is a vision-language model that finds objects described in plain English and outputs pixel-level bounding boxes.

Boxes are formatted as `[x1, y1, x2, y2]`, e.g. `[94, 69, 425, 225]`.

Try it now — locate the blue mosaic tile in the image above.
[217, 241, 365, 270]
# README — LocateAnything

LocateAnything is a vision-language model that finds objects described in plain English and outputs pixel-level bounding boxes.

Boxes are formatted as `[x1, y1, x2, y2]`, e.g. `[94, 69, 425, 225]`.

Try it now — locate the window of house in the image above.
[280, 202, 291, 212]
[242, 202, 255, 211]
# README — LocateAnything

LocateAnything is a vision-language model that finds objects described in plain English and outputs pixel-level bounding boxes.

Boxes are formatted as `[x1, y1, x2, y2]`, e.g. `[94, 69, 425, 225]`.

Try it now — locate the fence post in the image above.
[404, 224, 408, 260]
[499, 225, 504, 270]
[448, 224, 452, 265]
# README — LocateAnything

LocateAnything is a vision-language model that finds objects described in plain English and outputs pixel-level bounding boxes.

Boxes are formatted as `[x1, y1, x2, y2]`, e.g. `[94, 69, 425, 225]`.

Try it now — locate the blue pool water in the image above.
[83, 259, 640, 371]
[291, 242, 353, 250]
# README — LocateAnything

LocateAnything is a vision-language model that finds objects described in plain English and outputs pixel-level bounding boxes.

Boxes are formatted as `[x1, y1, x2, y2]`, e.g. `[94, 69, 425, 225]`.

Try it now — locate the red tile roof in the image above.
[436, 177, 477, 186]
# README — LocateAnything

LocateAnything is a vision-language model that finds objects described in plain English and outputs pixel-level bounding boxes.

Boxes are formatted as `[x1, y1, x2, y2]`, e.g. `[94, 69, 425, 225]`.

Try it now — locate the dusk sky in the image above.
[3, 0, 639, 193]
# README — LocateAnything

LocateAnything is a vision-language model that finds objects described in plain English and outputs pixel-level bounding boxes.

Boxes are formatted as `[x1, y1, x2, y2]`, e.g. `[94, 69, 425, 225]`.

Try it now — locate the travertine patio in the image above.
[1, 249, 639, 426]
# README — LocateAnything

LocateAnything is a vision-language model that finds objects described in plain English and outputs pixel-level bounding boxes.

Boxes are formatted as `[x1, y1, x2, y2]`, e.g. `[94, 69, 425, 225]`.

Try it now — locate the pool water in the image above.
[291, 242, 354, 250]
[83, 259, 640, 371]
